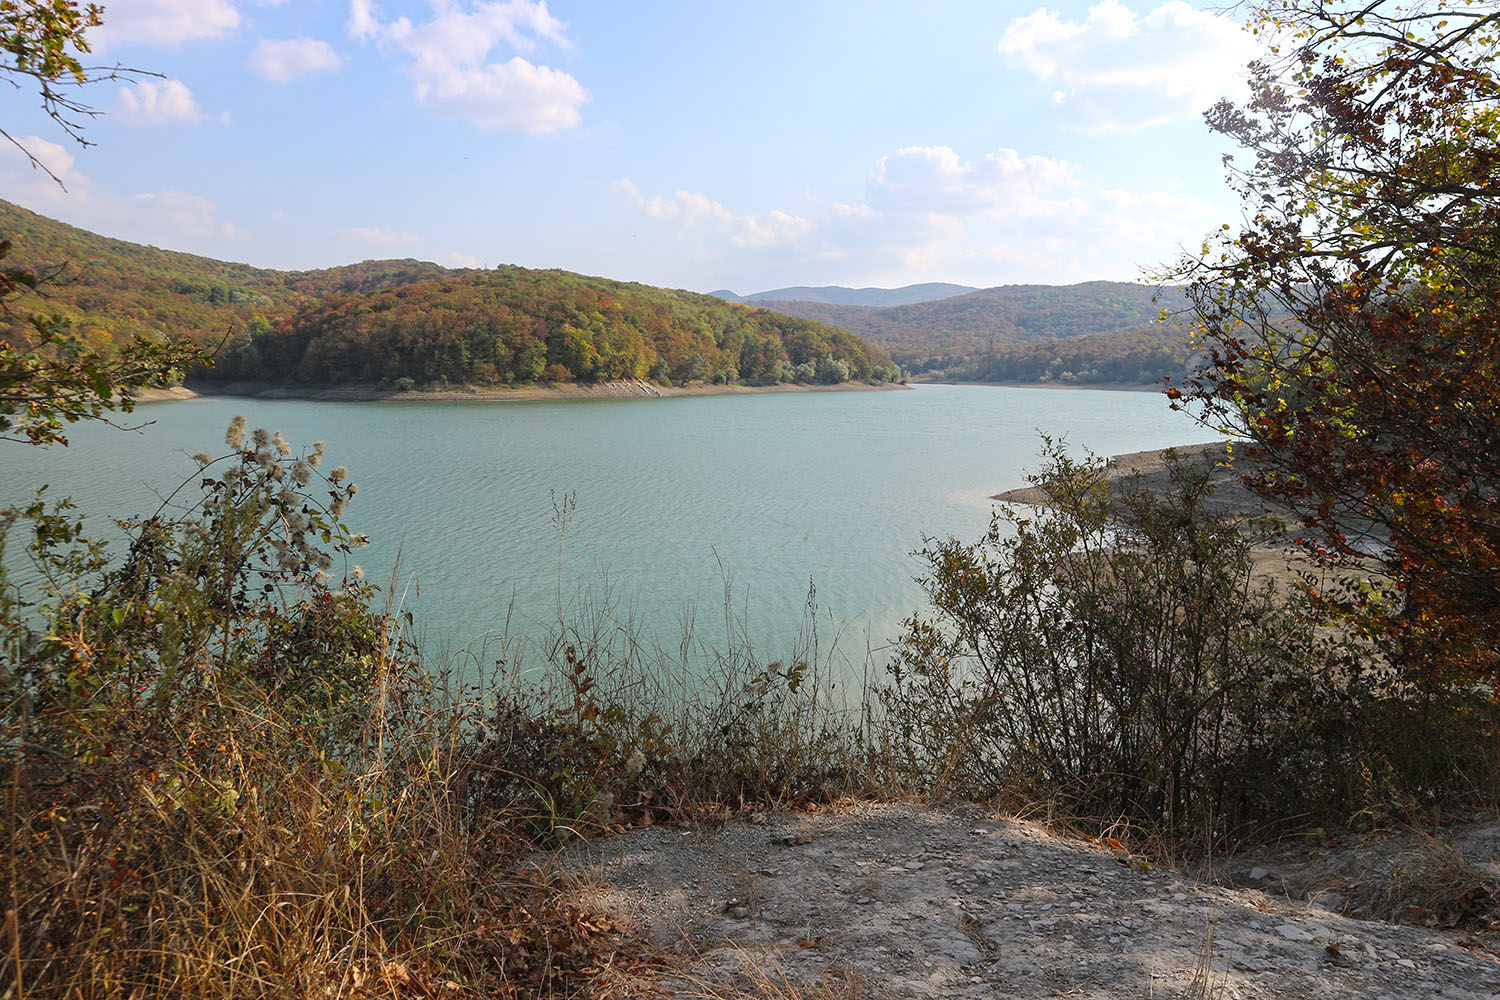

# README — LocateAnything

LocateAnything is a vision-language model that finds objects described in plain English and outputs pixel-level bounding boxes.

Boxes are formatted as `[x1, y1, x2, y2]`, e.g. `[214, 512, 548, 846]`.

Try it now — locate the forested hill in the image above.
[0, 199, 447, 344]
[223, 268, 898, 387]
[746, 280, 1196, 382]
[0, 200, 897, 388]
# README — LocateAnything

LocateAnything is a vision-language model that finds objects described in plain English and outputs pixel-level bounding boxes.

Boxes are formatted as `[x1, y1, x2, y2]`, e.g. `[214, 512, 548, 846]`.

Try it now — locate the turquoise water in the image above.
[0, 384, 1212, 671]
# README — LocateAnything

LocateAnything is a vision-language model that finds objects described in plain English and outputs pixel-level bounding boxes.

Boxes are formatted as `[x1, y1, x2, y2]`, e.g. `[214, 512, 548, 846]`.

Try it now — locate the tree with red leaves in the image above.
[1170, 1, 1500, 681]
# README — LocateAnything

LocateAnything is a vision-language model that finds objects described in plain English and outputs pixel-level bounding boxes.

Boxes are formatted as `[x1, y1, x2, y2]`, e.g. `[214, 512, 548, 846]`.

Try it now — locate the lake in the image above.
[0, 384, 1213, 676]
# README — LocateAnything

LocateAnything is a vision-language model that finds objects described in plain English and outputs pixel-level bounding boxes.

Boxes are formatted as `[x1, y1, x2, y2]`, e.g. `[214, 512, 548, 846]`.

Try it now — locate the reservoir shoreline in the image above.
[168, 378, 911, 404]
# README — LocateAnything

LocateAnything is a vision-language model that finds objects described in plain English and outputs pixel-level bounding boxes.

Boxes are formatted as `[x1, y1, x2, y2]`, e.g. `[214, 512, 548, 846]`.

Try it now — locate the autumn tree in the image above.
[1, 0, 198, 445]
[1169, 1, 1500, 678]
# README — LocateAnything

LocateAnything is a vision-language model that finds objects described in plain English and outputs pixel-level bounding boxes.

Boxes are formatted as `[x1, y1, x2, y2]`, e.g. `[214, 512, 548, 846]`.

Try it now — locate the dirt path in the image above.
[575, 802, 1500, 998]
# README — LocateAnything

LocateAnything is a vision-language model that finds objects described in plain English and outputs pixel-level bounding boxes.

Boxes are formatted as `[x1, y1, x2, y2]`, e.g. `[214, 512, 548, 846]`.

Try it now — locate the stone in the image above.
[572, 799, 1500, 1000]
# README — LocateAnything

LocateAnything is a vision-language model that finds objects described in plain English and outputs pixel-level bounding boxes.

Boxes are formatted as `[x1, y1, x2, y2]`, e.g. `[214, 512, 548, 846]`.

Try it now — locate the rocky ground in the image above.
[569, 801, 1500, 998]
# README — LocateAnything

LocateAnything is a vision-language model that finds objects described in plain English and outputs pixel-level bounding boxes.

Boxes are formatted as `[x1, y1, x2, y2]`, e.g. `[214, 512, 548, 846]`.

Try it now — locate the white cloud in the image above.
[412, 57, 586, 133]
[445, 251, 482, 268]
[734, 210, 816, 249]
[339, 226, 421, 249]
[248, 38, 345, 83]
[348, 0, 381, 40]
[618, 144, 1224, 287]
[115, 79, 204, 126]
[91, 0, 240, 48]
[640, 189, 731, 228]
[867, 146, 1079, 217]
[618, 183, 815, 250]
[350, 0, 588, 133]
[5, 135, 84, 189]
[999, 0, 1256, 132]
[1, 136, 245, 250]
[1089, 186, 1221, 246]
[130, 191, 247, 242]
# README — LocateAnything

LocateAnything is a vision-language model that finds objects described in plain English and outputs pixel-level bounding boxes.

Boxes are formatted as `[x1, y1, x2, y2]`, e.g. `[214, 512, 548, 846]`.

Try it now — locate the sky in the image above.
[2, 0, 1267, 294]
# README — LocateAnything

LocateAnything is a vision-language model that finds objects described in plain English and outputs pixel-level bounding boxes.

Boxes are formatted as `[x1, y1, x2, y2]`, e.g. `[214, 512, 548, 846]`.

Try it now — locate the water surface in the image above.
[0, 384, 1212, 670]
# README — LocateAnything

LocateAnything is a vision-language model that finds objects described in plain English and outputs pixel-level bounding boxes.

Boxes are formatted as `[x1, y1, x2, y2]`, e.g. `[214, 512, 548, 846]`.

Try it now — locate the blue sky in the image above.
[3, 0, 1265, 293]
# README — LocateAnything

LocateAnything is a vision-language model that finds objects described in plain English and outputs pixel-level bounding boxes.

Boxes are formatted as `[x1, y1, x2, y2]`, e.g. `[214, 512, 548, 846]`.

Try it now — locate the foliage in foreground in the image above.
[1168, 0, 1500, 683]
[7, 418, 1500, 996]
[0, 237, 202, 447]
[1, 421, 867, 998]
[0, 427, 628, 997]
[880, 444, 1500, 842]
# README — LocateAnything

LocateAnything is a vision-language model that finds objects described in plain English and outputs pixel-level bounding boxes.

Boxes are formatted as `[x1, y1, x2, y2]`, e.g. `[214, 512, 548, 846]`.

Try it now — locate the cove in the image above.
[0, 384, 1214, 676]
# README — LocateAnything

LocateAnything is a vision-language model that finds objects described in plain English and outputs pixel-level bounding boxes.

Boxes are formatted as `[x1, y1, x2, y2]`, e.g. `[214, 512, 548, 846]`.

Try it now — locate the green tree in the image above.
[1168, 0, 1500, 680]
[884, 444, 1346, 835]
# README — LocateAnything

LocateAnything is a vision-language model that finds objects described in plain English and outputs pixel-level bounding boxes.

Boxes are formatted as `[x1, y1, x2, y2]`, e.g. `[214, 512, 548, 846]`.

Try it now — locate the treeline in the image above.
[215, 266, 901, 387]
[751, 280, 1187, 376]
[953, 324, 1199, 386]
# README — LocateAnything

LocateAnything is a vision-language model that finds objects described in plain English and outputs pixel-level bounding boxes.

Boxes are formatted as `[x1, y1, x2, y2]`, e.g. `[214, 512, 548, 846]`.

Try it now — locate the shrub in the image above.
[879, 441, 1500, 841]
[0, 421, 635, 998]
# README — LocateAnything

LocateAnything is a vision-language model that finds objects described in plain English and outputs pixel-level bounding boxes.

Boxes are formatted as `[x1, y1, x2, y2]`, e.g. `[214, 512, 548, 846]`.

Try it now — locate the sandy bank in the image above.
[992, 440, 1251, 512]
[126, 386, 201, 403]
[186, 378, 910, 402]
[992, 440, 1350, 594]
[916, 379, 1162, 392]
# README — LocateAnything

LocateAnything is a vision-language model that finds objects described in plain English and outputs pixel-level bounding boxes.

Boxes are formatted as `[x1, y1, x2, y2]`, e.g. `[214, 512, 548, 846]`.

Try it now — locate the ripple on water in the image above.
[0, 385, 1210, 679]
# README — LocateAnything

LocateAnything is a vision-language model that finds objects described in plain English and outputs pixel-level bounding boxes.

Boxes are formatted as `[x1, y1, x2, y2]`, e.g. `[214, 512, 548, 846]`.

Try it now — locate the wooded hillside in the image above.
[222, 266, 899, 387]
[0, 200, 897, 388]
[749, 280, 1195, 380]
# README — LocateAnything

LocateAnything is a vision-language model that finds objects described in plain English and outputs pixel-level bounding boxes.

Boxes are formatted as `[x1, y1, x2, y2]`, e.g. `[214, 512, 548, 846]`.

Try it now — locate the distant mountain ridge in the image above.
[730, 280, 1199, 385]
[710, 282, 978, 307]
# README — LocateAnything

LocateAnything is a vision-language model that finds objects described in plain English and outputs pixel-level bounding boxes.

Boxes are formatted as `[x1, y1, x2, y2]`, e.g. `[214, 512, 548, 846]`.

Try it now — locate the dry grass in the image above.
[655, 943, 890, 1000]
[1, 560, 876, 999]
[1344, 833, 1498, 929]
[1, 675, 646, 998]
